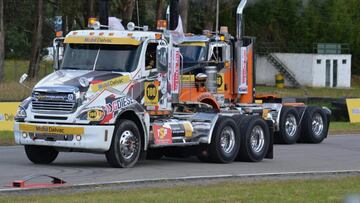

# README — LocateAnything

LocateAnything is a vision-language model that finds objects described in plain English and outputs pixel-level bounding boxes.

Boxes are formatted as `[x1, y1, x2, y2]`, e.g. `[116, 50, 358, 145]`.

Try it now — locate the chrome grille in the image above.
[32, 91, 76, 114]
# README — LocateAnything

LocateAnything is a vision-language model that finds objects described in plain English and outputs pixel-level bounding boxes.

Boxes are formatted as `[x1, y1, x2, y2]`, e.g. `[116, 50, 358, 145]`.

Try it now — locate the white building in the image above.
[256, 53, 352, 88]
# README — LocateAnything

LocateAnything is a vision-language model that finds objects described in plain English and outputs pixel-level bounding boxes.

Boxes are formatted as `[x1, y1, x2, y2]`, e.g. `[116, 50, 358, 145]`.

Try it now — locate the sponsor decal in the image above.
[181, 75, 195, 82]
[183, 122, 193, 138]
[33, 92, 74, 102]
[239, 47, 248, 94]
[87, 109, 105, 122]
[0, 102, 20, 131]
[84, 37, 112, 43]
[169, 122, 193, 138]
[144, 82, 159, 106]
[64, 37, 141, 45]
[19, 123, 84, 135]
[0, 113, 14, 122]
[101, 94, 135, 124]
[170, 48, 180, 94]
[346, 99, 360, 123]
[153, 125, 172, 145]
[217, 73, 225, 92]
[105, 95, 135, 114]
[90, 75, 131, 92]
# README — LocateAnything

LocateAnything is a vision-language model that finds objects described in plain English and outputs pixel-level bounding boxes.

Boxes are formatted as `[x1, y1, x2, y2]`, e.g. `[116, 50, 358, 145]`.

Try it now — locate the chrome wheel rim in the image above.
[119, 130, 138, 160]
[285, 114, 297, 137]
[220, 126, 236, 154]
[250, 125, 265, 153]
[312, 113, 324, 137]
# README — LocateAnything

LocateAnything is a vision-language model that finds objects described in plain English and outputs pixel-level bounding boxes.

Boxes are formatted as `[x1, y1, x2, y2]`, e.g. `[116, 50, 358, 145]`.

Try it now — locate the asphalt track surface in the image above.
[0, 134, 359, 190]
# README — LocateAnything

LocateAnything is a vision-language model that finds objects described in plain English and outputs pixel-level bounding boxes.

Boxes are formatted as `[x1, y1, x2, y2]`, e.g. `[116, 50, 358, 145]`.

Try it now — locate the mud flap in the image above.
[265, 120, 274, 159]
[323, 108, 331, 138]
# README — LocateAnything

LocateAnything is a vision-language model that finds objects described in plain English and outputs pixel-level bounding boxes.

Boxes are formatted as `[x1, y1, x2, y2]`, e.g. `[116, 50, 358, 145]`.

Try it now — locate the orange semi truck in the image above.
[177, 0, 330, 145]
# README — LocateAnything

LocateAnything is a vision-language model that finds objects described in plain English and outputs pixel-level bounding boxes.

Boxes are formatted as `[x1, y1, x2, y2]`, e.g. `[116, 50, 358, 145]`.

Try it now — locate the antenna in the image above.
[166, 5, 170, 29]
[136, 0, 140, 26]
[215, 0, 219, 34]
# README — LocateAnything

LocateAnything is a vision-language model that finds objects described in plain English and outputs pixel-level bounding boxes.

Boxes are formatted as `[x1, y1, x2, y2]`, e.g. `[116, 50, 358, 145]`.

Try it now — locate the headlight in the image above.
[15, 106, 27, 121]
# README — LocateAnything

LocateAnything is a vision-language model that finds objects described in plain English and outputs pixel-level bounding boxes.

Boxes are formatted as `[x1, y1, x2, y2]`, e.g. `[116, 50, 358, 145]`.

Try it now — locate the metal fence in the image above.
[257, 42, 351, 55]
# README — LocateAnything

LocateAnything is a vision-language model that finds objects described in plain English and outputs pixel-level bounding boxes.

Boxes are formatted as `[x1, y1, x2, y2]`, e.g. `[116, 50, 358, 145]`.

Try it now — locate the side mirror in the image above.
[156, 46, 168, 72]
[19, 73, 30, 90]
[53, 37, 64, 70]
[19, 73, 28, 84]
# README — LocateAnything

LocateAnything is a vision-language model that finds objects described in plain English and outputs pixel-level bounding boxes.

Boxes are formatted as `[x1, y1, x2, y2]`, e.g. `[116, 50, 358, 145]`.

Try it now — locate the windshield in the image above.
[180, 46, 206, 68]
[61, 43, 142, 72]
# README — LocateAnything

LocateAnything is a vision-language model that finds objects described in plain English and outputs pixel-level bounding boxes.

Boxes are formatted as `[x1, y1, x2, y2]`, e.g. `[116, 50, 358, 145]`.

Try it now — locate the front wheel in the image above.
[236, 116, 270, 162]
[25, 145, 58, 164]
[106, 120, 142, 168]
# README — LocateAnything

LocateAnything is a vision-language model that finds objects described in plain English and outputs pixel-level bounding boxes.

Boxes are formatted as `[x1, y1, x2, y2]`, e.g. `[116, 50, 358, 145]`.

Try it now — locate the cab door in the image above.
[141, 41, 171, 112]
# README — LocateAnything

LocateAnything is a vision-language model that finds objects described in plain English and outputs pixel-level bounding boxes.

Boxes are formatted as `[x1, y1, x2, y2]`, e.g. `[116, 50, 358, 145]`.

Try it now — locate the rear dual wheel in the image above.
[197, 117, 240, 163]
[276, 107, 300, 144]
[299, 107, 328, 143]
[235, 116, 270, 162]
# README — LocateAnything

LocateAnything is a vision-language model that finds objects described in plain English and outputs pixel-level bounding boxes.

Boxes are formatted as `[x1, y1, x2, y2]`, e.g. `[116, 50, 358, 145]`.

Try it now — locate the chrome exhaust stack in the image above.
[236, 0, 247, 41]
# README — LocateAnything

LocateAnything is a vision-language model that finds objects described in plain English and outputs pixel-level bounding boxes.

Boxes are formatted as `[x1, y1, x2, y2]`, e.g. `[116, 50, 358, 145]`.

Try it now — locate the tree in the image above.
[0, 0, 4, 83]
[112, 0, 136, 25]
[155, 0, 164, 25]
[179, 0, 189, 32]
[203, 0, 216, 31]
[28, 0, 45, 79]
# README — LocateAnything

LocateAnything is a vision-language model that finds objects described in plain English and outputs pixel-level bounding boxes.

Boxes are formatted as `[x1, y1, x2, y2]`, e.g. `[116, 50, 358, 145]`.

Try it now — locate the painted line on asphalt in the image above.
[1, 169, 359, 193]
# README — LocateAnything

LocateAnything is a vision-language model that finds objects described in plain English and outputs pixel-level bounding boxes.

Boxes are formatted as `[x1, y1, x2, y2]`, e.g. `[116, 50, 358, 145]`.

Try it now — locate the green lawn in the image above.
[0, 176, 359, 202]
[0, 60, 52, 101]
[256, 75, 360, 98]
[329, 122, 360, 134]
[0, 131, 14, 146]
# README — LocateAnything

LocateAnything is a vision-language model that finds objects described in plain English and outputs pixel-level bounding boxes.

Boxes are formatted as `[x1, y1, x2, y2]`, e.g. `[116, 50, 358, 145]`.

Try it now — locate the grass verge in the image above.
[0, 60, 52, 101]
[1, 176, 360, 202]
[0, 131, 14, 146]
[256, 85, 360, 98]
[329, 122, 360, 134]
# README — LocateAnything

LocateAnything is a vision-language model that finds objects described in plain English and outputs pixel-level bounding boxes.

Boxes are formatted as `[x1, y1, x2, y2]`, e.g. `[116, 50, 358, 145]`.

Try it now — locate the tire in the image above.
[276, 107, 300, 144]
[207, 117, 240, 163]
[106, 120, 142, 168]
[236, 116, 270, 162]
[299, 107, 329, 143]
[24, 145, 58, 164]
[146, 149, 163, 160]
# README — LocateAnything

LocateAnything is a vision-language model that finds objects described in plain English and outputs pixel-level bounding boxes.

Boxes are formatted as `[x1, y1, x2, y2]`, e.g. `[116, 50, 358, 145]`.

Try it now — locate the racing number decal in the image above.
[217, 73, 225, 92]
[144, 82, 159, 106]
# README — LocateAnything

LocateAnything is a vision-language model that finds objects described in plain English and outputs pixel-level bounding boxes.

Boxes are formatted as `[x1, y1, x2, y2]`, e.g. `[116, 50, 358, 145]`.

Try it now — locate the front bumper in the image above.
[14, 122, 115, 152]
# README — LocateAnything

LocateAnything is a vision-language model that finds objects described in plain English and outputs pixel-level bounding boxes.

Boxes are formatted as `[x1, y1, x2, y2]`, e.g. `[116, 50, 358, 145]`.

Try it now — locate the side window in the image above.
[210, 46, 223, 61]
[145, 43, 158, 70]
